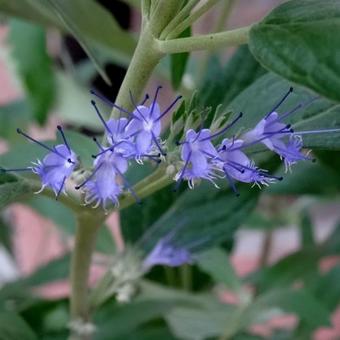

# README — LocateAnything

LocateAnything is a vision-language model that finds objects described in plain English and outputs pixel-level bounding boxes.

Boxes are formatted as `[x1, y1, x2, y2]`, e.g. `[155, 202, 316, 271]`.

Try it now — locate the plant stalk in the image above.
[156, 25, 250, 54]
[69, 212, 104, 339]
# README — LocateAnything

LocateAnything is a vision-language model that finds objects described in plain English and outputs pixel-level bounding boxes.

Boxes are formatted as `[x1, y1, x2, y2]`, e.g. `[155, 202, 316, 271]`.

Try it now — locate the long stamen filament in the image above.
[155, 95, 183, 122]
[265, 87, 293, 119]
[57, 126, 71, 152]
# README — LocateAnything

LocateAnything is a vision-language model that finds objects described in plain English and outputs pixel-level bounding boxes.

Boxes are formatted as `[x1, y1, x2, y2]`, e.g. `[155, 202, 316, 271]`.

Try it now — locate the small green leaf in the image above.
[197, 248, 241, 291]
[9, 19, 55, 125]
[249, 0, 340, 102]
[0, 312, 37, 340]
[170, 27, 191, 90]
[300, 210, 315, 247]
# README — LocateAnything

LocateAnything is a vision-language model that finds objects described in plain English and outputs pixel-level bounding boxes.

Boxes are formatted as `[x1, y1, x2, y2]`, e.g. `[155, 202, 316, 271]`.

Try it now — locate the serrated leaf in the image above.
[9, 19, 55, 125]
[249, 0, 340, 102]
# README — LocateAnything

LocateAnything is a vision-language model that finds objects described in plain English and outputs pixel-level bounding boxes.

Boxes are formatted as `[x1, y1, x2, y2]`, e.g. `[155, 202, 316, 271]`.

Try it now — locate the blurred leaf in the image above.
[197, 247, 241, 291]
[267, 161, 340, 195]
[0, 215, 13, 254]
[247, 288, 330, 329]
[0, 173, 33, 209]
[124, 326, 176, 340]
[166, 305, 231, 340]
[138, 182, 259, 253]
[170, 27, 191, 90]
[0, 0, 135, 67]
[199, 45, 266, 111]
[27, 196, 115, 254]
[310, 265, 340, 311]
[300, 210, 315, 247]
[94, 299, 188, 340]
[0, 311, 37, 340]
[45, 0, 110, 84]
[247, 224, 340, 292]
[0, 101, 32, 142]
[55, 72, 102, 130]
[249, 0, 340, 102]
[226, 73, 340, 150]
[9, 19, 55, 125]
[27, 196, 76, 235]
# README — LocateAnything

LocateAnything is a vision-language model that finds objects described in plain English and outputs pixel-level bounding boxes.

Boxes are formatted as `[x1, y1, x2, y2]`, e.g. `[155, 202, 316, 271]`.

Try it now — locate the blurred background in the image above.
[0, 0, 339, 339]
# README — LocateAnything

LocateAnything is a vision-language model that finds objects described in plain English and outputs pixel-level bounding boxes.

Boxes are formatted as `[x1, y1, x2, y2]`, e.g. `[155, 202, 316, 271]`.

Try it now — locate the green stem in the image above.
[156, 25, 251, 54]
[109, 24, 162, 118]
[69, 212, 104, 338]
[166, 0, 221, 39]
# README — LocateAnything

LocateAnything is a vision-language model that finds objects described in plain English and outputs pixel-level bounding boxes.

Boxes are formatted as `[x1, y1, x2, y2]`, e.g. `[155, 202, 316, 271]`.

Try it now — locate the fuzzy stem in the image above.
[156, 25, 250, 54]
[69, 212, 104, 339]
[109, 24, 162, 118]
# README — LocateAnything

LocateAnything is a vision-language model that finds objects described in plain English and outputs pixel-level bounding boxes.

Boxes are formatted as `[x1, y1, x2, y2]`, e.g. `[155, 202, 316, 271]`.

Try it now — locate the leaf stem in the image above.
[156, 25, 251, 54]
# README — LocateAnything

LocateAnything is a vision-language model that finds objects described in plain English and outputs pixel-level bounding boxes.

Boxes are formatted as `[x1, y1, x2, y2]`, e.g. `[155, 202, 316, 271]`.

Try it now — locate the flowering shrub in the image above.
[0, 1, 340, 339]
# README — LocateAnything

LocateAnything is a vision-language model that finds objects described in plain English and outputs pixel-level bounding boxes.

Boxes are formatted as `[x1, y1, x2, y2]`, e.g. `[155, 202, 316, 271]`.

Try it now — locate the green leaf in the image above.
[197, 248, 241, 291]
[247, 289, 330, 329]
[249, 0, 340, 102]
[170, 27, 191, 90]
[0, 173, 33, 209]
[0, 0, 135, 67]
[300, 210, 315, 247]
[0, 312, 37, 340]
[140, 182, 259, 252]
[0, 101, 32, 142]
[9, 19, 55, 125]
[199, 45, 266, 111]
[267, 161, 340, 195]
[311, 266, 340, 311]
[94, 300, 183, 340]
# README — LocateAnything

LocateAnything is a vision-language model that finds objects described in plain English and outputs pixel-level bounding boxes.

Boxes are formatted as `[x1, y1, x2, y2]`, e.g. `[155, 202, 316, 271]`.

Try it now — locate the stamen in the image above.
[265, 87, 293, 119]
[75, 162, 103, 190]
[90, 100, 113, 135]
[223, 168, 239, 196]
[129, 90, 148, 123]
[140, 93, 149, 105]
[17, 128, 66, 159]
[275, 96, 319, 123]
[57, 125, 71, 152]
[201, 112, 243, 141]
[293, 128, 340, 135]
[155, 95, 183, 122]
[92, 137, 104, 151]
[150, 86, 162, 117]
[151, 132, 166, 156]
[56, 176, 67, 200]
[174, 150, 192, 191]
[90, 90, 133, 116]
[1, 167, 32, 172]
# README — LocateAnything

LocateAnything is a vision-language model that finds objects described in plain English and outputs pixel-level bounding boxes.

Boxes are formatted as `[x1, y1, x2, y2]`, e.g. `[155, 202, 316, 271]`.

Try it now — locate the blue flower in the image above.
[218, 138, 281, 194]
[143, 236, 193, 269]
[2, 126, 77, 198]
[125, 86, 182, 159]
[77, 151, 123, 210]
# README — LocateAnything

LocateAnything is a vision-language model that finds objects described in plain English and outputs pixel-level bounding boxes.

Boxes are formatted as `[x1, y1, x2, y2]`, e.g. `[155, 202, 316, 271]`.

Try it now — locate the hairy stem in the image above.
[109, 24, 162, 118]
[156, 25, 250, 54]
[69, 212, 104, 338]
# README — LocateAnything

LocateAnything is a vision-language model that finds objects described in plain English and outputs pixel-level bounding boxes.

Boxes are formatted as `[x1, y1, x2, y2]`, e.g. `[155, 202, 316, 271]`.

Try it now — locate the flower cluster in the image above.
[175, 87, 339, 195]
[2, 86, 339, 211]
